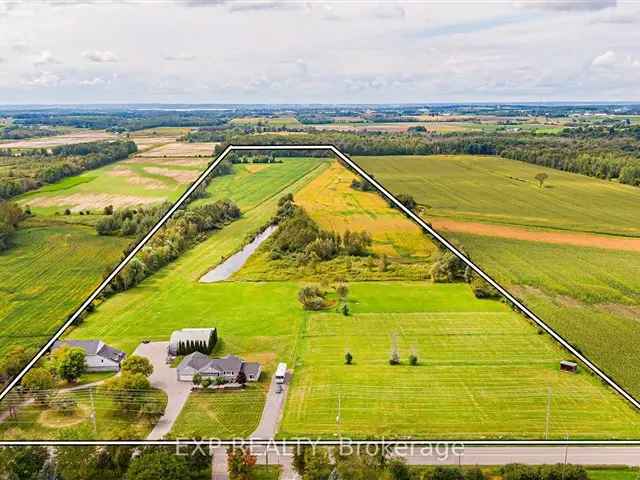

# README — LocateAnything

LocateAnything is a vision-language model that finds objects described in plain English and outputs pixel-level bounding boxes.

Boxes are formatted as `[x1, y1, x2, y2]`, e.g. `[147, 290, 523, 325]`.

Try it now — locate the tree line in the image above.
[0, 444, 211, 480]
[101, 199, 241, 295]
[212, 130, 640, 187]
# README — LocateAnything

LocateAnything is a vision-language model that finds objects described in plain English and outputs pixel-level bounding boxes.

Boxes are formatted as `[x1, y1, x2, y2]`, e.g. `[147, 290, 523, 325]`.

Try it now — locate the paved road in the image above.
[133, 342, 192, 440]
[251, 372, 290, 440]
[212, 447, 229, 480]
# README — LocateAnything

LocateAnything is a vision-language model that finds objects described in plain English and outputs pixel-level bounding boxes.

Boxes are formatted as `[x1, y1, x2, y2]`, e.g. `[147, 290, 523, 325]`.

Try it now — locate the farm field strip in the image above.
[360, 154, 640, 399]
[0, 220, 130, 355]
[0, 130, 117, 148]
[296, 161, 436, 258]
[281, 306, 640, 439]
[357, 155, 640, 237]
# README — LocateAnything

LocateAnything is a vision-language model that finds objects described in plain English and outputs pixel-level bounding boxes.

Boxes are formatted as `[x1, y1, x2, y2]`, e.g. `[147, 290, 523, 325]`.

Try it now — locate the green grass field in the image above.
[357, 155, 640, 237]
[170, 386, 266, 438]
[450, 232, 640, 397]
[56, 157, 640, 440]
[360, 155, 640, 399]
[279, 283, 640, 440]
[0, 217, 130, 356]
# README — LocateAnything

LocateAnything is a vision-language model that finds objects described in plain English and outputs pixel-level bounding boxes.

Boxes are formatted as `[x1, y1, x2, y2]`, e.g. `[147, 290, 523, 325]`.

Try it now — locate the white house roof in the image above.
[169, 328, 215, 346]
[52, 340, 125, 363]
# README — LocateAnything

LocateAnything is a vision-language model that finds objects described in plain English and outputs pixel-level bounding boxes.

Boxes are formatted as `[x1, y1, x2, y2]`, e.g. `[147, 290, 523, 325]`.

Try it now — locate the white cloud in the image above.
[33, 50, 60, 66]
[163, 53, 197, 62]
[78, 77, 107, 86]
[22, 71, 60, 87]
[592, 50, 617, 67]
[82, 50, 118, 63]
[591, 51, 640, 69]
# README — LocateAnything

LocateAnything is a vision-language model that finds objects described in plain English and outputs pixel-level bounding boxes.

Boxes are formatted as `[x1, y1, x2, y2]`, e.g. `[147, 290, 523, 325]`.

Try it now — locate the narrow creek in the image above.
[199, 224, 277, 283]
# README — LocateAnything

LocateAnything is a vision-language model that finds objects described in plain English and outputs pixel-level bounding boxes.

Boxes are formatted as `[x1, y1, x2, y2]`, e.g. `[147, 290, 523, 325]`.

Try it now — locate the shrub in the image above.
[409, 354, 418, 366]
[298, 285, 327, 311]
[345, 352, 353, 365]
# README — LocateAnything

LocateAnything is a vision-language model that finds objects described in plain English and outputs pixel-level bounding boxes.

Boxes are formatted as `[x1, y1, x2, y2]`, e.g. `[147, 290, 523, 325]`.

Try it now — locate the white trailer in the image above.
[275, 362, 287, 384]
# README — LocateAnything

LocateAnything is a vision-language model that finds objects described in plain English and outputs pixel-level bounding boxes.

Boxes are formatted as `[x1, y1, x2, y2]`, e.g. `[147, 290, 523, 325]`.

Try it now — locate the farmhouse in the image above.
[168, 327, 217, 356]
[52, 340, 125, 372]
[176, 352, 261, 383]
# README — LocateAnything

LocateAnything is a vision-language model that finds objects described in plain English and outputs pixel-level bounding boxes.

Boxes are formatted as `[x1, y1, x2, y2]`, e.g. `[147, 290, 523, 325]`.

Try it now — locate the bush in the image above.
[409, 354, 418, 366]
[345, 352, 353, 365]
[298, 285, 327, 311]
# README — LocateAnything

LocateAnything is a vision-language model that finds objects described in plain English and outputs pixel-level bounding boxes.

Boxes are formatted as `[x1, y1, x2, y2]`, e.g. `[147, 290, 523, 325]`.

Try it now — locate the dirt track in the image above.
[431, 218, 640, 253]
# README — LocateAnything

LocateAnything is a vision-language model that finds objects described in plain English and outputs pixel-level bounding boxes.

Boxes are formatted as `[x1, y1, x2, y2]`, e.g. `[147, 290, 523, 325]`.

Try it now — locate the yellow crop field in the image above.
[296, 161, 436, 258]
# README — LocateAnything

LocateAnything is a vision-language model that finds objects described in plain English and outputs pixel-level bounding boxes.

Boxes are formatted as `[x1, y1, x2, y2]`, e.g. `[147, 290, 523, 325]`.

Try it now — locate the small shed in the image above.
[560, 360, 578, 373]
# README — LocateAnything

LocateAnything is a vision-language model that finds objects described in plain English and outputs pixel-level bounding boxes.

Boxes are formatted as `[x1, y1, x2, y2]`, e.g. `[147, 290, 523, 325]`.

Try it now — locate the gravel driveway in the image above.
[133, 341, 192, 440]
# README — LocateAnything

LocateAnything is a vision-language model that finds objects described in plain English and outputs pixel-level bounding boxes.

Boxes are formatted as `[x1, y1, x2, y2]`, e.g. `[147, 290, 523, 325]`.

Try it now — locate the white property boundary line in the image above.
[1, 144, 639, 446]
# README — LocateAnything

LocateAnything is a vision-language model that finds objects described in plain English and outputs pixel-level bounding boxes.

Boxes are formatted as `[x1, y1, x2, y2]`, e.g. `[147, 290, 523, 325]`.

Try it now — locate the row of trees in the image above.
[292, 446, 590, 480]
[0, 125, 60, 140]
[0, 445, 211, 480]
[103, 199, 241, 294]
[176, 329, 218, 356]
[215, 129, 640, 187]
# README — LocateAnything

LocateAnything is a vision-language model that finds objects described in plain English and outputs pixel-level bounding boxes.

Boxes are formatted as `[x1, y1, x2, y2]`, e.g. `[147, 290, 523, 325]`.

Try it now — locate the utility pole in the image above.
[89, 388, 97, 436]
[545, 387, 552, 440]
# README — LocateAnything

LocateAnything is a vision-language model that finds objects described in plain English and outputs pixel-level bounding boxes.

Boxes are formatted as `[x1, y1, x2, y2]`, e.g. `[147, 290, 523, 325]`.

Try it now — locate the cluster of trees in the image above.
[0, 345, 34, 386]
[0, 445, 212, 480]
[96, 202, 170, 237]
[298, 285, 329, 311]
[103, 355, 162, 420]
[0, 126, 60, 140]
[103, 200, 241, 294]
[176, 329, 218, 356]
[0, 140, 137, 199]
[0, 201, 25, 251]
[270, 195, 372, 264]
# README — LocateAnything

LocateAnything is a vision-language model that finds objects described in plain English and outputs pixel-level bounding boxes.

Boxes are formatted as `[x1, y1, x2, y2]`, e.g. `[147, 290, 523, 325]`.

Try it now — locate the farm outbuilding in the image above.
[168, 327, 217, 356]
[560, 360, 578, 373]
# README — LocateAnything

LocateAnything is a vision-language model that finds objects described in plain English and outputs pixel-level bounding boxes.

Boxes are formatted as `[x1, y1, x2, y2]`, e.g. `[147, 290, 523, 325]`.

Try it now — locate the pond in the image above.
[199, 224, 277, 283]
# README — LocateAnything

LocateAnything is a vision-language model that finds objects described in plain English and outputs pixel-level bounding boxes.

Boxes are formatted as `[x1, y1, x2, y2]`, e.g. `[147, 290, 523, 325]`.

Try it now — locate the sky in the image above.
[0, 0, 639, 104]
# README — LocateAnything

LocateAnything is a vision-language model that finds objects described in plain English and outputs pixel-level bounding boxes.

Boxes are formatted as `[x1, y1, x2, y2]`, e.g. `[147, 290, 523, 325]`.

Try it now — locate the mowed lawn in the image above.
[280, 283, 640, 440]
[296, 161, 436, 258]
[0, 217, 130, 356]
[357, 155, 640, 237]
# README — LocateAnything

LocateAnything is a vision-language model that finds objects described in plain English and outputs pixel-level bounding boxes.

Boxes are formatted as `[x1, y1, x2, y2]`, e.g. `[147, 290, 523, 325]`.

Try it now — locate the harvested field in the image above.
[137, 141, 218, 157]
[27, 192, 164, 211]
[431, 218, 640, 253]
[108, 167, 166, 190]
[144, 166, 200, 183]
[132, 136, 177, 151]
[0, 131, 116, 148]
